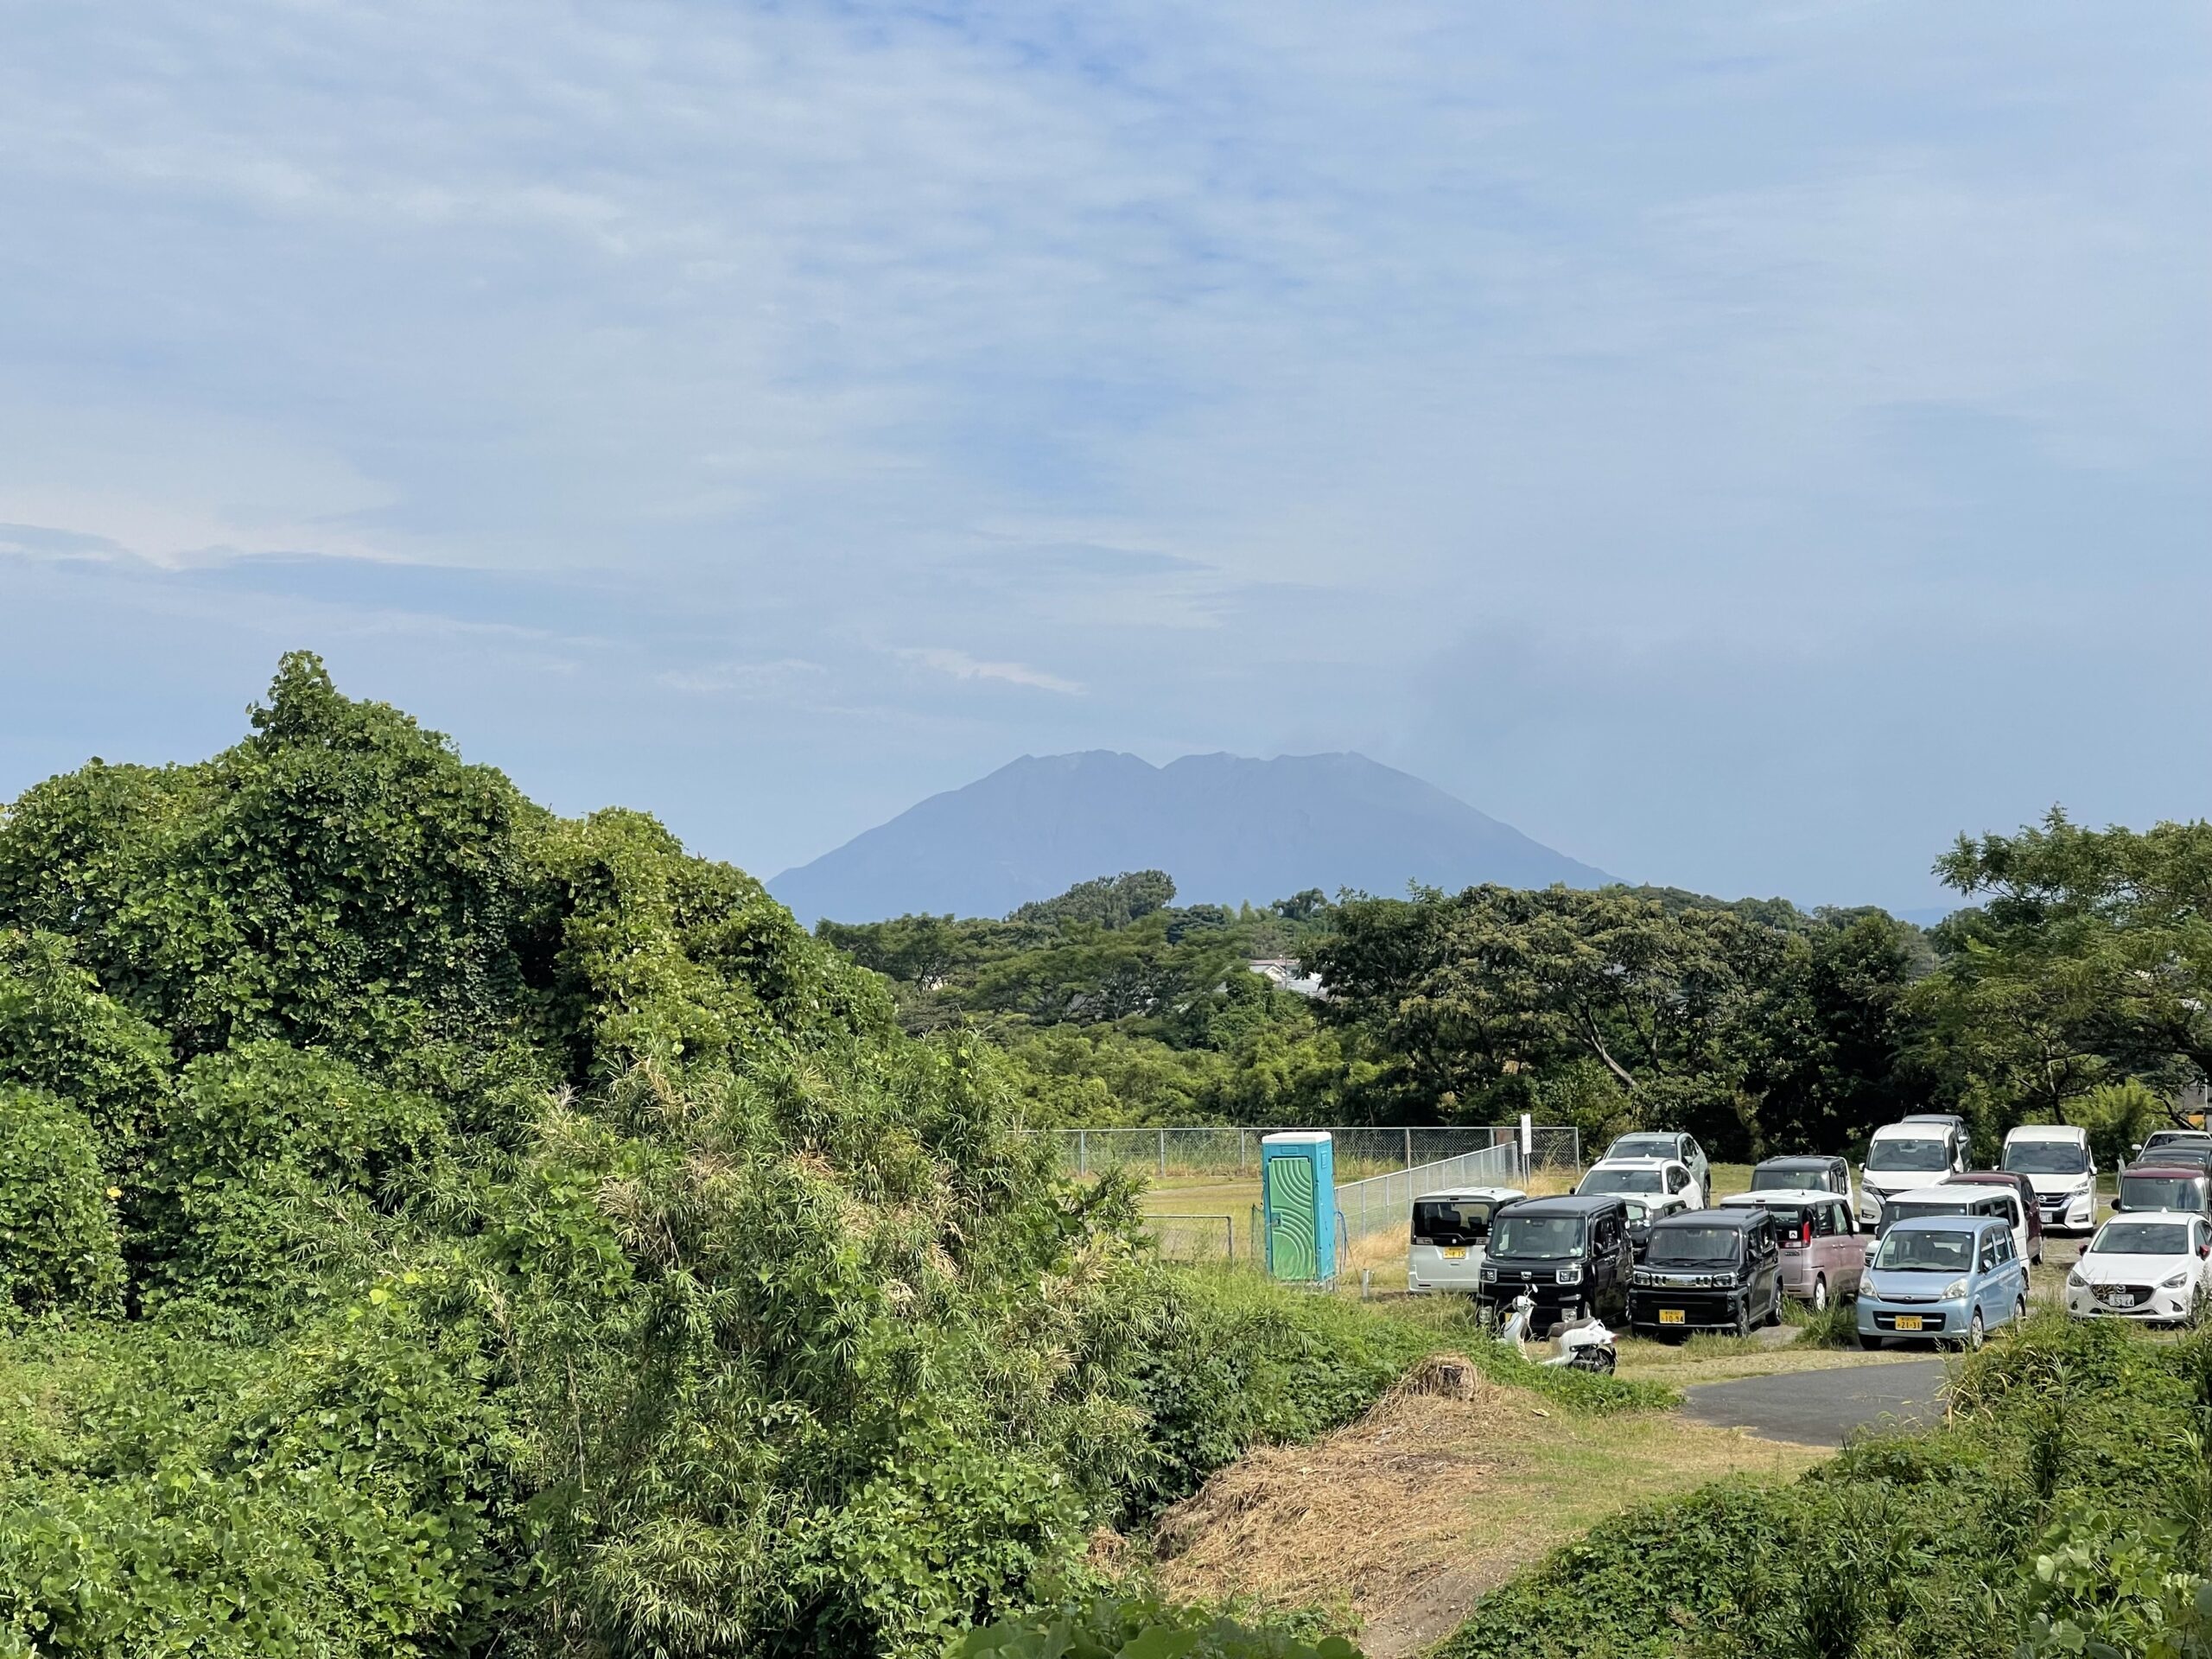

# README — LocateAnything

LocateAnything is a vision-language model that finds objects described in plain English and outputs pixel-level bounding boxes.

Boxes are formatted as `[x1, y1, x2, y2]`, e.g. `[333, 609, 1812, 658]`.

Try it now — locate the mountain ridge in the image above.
[768, 748, 1612, 925]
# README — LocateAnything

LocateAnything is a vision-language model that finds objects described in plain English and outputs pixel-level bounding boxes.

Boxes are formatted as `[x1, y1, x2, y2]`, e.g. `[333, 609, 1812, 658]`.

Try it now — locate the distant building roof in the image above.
[1247, 957, 1325, 998]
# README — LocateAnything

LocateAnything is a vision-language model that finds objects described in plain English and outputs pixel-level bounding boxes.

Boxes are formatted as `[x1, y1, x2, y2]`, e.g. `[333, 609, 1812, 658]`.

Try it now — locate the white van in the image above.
[1406, 1185, 1524, 1294]
[1859, 1121, 1968, 1227]
[1866, 1184, 2030, 1270]
[2002, 1124, 2100, 1236]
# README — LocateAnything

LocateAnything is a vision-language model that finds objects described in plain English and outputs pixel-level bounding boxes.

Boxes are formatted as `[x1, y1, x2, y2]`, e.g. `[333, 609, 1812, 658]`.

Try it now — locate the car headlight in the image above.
[2163, 1271, 2190, 1289]
[1554, 1263, 1584, 1286]
[1631, 1268, 1654, 1287]
[2066, 1268, 2087, 1288]
[1942, 1279, 1968, 1301]
[1479, 1264, 1497, 1283]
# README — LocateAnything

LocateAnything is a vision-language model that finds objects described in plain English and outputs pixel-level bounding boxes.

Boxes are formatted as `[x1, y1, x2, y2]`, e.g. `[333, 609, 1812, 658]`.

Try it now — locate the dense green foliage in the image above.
[823, 878, 1359, 1127]
[839, 807, 2212, 1161]
[0, 658, 1432, 1658]
[1435, 1315, 2212, 1658]
[0, 1087, 124, 1319]
[957, 1591, 1358, 1659]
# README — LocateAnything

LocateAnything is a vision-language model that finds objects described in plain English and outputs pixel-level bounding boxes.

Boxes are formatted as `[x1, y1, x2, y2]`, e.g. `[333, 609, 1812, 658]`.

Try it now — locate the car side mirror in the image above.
[2200, 1244, 2209, 1259]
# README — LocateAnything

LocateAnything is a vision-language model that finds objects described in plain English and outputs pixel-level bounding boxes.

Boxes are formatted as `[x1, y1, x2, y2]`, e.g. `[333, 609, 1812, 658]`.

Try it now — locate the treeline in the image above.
[0, 657, 1429, 1657]
[820, 817, 2212, 1164]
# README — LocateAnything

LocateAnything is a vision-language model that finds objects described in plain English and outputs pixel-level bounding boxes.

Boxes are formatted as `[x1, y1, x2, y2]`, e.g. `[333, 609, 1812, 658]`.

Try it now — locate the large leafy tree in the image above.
[1922, 809, 2212, 1128]
[1308, 886, 1929, 1154]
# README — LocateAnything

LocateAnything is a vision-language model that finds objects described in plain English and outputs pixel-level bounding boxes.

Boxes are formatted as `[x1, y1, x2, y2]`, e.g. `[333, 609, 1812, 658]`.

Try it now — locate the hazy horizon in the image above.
[3, 3, 2206, 914]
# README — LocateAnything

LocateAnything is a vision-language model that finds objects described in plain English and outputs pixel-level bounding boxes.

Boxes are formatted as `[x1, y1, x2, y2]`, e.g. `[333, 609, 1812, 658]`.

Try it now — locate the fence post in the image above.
[1077, 1130, 1087, 1177]
[1404, 1127, 1413, 1172]
[1158, 1128, 1166, 1178]
[1240, 1129, 1248, 1173]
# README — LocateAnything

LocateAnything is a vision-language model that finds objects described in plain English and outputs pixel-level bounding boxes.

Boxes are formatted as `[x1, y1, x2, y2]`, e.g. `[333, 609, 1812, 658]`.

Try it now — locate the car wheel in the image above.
[1857, 1332, 1883, 1351]
[1765, 1287, 1783, 1327]
[1732, 1300, 1751, 1340]
[1966, 1309, 1986, 1351]
[1811, 1275, 1829, 1313]
[2013, 1294, 2028, 1327]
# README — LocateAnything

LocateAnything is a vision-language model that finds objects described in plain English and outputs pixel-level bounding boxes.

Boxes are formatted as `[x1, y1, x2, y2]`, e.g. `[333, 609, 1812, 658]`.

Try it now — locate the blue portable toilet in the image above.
[1261, 1130, 1337, 1282]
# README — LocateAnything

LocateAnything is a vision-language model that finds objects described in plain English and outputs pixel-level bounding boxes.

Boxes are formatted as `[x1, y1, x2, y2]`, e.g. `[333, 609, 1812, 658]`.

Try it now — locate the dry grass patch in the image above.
[1147, 1351, 1821, 1658]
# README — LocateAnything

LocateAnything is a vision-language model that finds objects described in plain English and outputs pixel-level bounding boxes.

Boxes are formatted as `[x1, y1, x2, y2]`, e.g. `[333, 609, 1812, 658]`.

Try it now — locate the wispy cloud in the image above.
[897, 649, 1084, 696]
[0, 2, 2204, 897]
[658, 658, 830, 698]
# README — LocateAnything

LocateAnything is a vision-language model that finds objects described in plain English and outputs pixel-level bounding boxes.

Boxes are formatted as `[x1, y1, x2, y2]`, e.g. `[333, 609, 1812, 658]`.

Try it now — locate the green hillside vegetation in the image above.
[827, 823, 2212, 1164]
[0, 657, 1447, 1657]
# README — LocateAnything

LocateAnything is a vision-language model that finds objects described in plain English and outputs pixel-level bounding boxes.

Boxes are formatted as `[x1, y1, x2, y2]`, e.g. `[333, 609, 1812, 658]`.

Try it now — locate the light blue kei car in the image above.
[1856, 1215, 2030, 1351]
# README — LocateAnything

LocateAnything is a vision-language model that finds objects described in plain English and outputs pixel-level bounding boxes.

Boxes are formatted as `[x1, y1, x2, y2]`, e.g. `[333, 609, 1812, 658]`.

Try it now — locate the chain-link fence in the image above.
[1038, 1124, 1580, 1183]
[1337, 1144, 1524, 1240]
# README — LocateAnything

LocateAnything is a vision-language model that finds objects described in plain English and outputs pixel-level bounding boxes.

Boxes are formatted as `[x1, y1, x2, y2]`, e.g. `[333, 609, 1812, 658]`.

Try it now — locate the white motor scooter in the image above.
[1497, 1289, 1618, 1374]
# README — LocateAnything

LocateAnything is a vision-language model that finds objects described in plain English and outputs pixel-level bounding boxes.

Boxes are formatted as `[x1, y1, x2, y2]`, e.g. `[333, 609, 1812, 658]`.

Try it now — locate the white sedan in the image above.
[2067, 1211, 2212, 1325]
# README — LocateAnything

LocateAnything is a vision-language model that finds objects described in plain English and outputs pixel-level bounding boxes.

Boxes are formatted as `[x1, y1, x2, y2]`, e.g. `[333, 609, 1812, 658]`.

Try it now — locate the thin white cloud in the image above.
[658, 658, 830, 698]
[897, 648, 1083, 696]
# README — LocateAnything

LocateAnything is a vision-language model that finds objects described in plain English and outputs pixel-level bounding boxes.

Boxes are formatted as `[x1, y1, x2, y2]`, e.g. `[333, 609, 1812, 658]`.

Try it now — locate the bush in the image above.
[955, 1591, 1361, 1659]
[1438, 1316, 2212, 1659]
[2066, 1079, 2173, 1173]
[0, 1087, 124, 1320]
[136, 1043, 450, 1323]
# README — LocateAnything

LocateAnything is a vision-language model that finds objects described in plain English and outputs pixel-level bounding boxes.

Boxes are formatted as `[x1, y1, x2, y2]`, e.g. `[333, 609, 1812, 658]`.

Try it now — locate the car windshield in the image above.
[1644, 1225, 1742, 1267]
[2004, 1141, 2089, 1175]
[2121, 1177, 2204, 1212]
[1874, 1229, 1975, 1272]
[2094, 1222, 2190, 1256]
[1751, 1160, 1827, 1191]
[1582, 1166, 1663, 1195]
[1491, 1215, 1586, 1260]
[1412, 1198, 1496, 1245]
[1867, 1137, 1949, 1172]
[1883, 1198, 1968, 1230]
[2146, 1134, 2212, 1154]
[1609, 1136, 1676, 1160]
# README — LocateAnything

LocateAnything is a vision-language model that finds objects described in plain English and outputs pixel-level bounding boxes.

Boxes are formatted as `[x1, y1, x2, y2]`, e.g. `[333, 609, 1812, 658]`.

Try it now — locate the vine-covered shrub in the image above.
[0, 1086, 124, 1319]
[0, 656, 1429, 1658]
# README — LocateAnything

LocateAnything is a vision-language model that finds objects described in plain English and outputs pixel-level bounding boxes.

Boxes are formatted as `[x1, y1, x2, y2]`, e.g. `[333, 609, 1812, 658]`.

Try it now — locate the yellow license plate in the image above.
[1658, 1309, 1686, 1325]
[1893, 1314, 1923, 1332]
[1441, 1247, 1467, 1260]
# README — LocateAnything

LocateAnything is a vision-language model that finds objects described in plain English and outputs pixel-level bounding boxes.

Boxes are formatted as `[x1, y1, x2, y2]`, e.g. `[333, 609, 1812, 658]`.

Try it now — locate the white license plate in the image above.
[1893, 1314, 1924, 1332]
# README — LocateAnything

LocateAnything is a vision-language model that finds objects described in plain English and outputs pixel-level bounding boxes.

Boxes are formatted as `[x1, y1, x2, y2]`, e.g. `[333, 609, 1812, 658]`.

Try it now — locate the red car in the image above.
[1947, 1170, 2044, 1264]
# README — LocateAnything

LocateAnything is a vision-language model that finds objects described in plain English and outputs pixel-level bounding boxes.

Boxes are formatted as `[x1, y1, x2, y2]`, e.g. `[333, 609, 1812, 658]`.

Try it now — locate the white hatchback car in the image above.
[2068, 1211, 2212, 1324]
[1576, 1157, 1702, 1217]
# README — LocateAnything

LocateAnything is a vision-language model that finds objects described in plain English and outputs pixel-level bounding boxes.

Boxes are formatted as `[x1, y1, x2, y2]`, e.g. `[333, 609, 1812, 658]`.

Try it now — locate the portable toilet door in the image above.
[1261, 1131, 1338, 1281]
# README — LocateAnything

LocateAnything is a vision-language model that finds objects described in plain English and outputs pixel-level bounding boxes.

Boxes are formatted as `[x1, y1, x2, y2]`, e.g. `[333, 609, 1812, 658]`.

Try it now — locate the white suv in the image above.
[2002, 1125, 2099, 1236]
[1577, 1156, 1704, 1217]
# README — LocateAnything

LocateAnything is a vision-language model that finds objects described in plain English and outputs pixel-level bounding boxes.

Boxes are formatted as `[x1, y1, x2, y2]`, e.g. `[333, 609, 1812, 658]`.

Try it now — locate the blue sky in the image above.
[2, 2, 2206, 912]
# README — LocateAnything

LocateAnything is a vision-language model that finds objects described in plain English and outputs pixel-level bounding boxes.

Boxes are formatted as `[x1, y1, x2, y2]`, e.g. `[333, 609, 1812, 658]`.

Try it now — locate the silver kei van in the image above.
[1407, 1185, 1526, 1294]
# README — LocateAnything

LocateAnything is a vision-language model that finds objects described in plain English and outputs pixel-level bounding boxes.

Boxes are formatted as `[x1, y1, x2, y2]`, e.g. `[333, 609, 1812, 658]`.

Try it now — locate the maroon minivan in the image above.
[1720, 1190, 1862, 1311]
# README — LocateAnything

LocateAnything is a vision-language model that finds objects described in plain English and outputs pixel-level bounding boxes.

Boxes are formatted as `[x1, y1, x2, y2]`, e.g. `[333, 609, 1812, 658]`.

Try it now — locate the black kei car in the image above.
[1628, 1207, 1785, 1339]
[1476, 1194, 1632, 1332]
